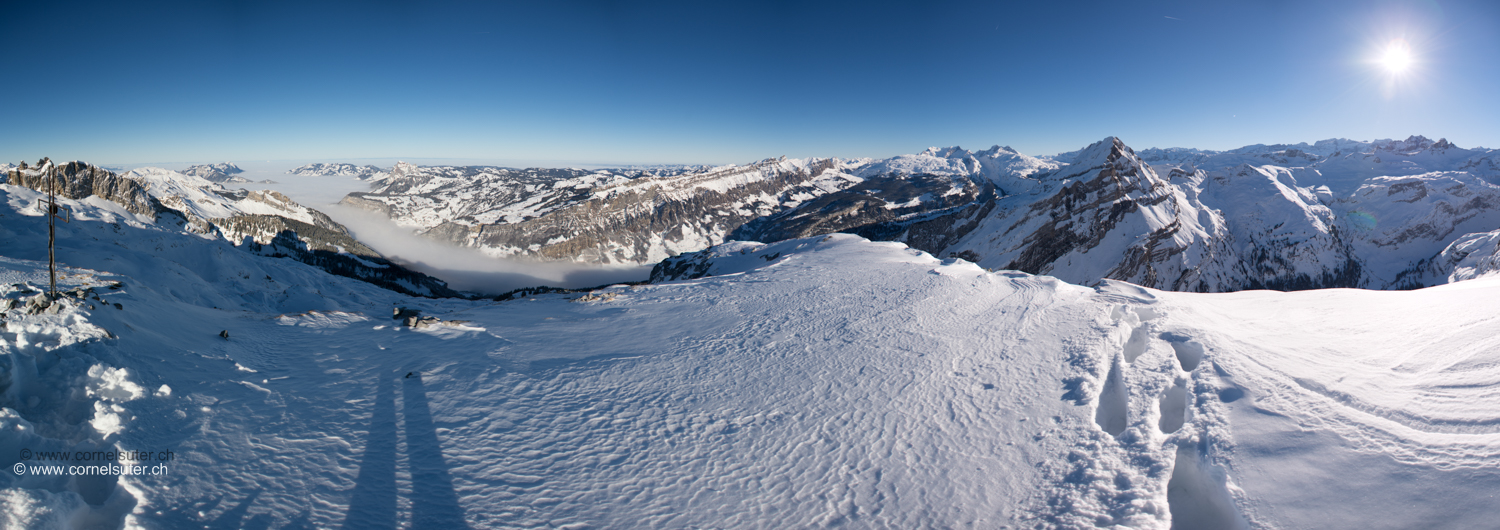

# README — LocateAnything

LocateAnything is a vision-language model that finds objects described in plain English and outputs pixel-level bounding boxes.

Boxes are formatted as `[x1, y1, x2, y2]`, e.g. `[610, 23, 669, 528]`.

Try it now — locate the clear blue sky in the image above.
[3, 0, 1496, 166]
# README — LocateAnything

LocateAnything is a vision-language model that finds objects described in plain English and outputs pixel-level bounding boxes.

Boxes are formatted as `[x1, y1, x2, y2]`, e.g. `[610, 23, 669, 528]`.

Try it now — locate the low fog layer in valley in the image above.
[213, 160, 652, 293]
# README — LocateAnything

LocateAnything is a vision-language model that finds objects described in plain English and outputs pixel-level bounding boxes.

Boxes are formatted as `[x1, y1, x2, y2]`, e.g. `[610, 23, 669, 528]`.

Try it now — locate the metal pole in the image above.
[48, 164, 57, 300]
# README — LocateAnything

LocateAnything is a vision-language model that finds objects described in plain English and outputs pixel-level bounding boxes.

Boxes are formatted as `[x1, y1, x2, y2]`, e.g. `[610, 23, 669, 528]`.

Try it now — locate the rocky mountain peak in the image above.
[1045, 137, 1146, 180]
[390, 161, 419, 176]
[8, 160, 161, 217]
[1375, 135, 1443, 154]
[18, 157, 53, 170]
[1062, 137, 1131, 168]
[182, 162, 248, 183]
[922, 146, 972, 159]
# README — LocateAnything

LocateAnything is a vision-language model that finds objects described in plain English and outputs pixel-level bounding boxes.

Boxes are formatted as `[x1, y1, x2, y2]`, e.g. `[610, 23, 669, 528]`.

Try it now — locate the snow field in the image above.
[5, 181, 1500, 528]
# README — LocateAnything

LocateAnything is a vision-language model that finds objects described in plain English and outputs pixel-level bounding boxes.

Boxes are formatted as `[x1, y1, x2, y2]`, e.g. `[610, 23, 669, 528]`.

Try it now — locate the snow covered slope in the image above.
[6, 161, 455, 298]
[1138, 135, 1500, 189]
[863, 136, 1500, 292]
[1424, 228, 1500, 283]
[180, 163, 248, 184]
[5, 183, 1500, 528]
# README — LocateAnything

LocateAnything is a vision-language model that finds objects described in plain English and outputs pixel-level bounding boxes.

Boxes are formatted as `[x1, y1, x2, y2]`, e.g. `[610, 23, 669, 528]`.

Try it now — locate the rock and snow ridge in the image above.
[1430, 228, 1500, 282]
[4, 193, 1500, 528]
[286, 163, 387, 179]
[337, 134, 1500, 292]
[180, 162, 248, 184]
[893, 136, 1500, 291]
[832, 135, 1500, 292]
[5, 160, 456, 298]
[339, 148, 1055, 266]
[339, 157, 860, 264]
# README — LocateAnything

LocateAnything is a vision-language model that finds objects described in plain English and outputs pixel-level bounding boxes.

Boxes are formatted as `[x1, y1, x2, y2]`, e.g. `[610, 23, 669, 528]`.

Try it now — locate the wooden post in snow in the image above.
[36, 162, 71, 300]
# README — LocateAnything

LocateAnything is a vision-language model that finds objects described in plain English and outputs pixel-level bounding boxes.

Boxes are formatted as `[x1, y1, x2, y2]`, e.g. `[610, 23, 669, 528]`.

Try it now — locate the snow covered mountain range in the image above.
[338, 161, 779, 263]
[341, 135, 1500, 292]
[286, 163, 387, 179]
[5, 136, 1500, 527]
[179, 162, 249, 184]
[4, 160, 455, 298]
[3, 190, 1500, 527]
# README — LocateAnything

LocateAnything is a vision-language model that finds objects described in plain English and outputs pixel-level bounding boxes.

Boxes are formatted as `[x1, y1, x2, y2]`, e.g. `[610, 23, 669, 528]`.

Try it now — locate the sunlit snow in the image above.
[3, 181, 1500, 528]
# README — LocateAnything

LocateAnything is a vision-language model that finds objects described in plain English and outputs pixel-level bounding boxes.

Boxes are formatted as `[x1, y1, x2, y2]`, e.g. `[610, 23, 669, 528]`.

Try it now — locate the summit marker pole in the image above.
[48, 164, 56, 300]
[35, 162, 71, 301]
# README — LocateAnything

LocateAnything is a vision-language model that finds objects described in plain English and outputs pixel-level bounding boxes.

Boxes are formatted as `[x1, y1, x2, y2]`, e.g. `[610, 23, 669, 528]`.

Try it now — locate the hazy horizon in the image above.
[16, 130, 1493, 173]
[4, 1, 1496, 166]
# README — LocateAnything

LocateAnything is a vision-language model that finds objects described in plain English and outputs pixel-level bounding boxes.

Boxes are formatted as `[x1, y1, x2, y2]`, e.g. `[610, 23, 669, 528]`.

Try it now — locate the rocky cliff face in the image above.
[654, 136, 1500, 293]
[1336, 172, 1500, 289]
[1193, 164, 1360, 291]
[6, 160, 457, 298]
[7, 159, 161, 217]
[918, 138, 1240, 291]
[882, 137, 1500, 292]
[1426, 229, 1500, 283]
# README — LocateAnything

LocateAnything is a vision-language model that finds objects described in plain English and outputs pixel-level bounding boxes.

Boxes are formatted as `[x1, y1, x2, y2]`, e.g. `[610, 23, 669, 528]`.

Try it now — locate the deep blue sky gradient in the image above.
[3, 0, 1496, 166]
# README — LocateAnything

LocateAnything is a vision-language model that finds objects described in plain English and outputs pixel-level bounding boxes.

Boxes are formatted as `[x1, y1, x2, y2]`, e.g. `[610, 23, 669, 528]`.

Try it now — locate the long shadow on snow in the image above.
[340, 375, 399, 530]
[402, 372, 472, 529]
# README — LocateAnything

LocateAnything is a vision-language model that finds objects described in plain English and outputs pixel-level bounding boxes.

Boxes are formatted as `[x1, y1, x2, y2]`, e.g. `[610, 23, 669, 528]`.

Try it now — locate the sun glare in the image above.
[1381, 40, 1413, 74]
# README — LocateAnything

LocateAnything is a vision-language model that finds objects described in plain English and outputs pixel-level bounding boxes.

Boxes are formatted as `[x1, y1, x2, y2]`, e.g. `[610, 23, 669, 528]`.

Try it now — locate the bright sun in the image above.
[1381, 40, 1413, 74]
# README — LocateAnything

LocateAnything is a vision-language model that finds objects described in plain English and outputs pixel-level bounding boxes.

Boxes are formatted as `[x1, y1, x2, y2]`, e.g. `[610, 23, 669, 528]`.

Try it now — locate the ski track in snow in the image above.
[4, 184, 1500, 528]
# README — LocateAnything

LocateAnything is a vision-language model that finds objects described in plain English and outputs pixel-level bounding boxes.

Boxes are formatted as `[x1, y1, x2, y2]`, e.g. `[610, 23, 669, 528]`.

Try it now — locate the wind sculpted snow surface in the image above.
[2, 186, 1500, 528]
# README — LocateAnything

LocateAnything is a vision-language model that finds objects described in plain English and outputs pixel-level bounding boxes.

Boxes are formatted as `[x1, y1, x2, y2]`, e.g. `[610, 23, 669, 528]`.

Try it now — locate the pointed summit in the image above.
[1039, 137, 1155, 185]
[1067, 137, 1136, 168]
[390, 161, 418, 175]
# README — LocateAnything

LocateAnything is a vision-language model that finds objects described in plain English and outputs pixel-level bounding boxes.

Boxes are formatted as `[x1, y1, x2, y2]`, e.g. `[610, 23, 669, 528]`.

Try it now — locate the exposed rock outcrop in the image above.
[7, 160, 458, 298]
[7, 159, 161, 218]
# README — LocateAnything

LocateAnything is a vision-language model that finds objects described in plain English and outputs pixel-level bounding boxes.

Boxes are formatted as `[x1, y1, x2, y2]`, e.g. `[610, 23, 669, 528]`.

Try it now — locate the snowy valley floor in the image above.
[3, 185, 1500, 529]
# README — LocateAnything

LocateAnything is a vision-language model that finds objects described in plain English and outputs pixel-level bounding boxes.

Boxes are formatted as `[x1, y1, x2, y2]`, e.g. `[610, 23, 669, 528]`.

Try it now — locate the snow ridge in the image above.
[6, 161, 455, 297]
[331, 134, 1500, 293]
[181, 162, 248, 184]
[286, 163, 387, 179]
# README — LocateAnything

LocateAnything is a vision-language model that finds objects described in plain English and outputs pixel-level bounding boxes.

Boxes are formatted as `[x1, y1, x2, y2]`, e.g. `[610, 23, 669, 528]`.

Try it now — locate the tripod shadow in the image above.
[401, 372, 471, 528]
[340, 372, 470, 528]
[341, 375, 399, 529]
